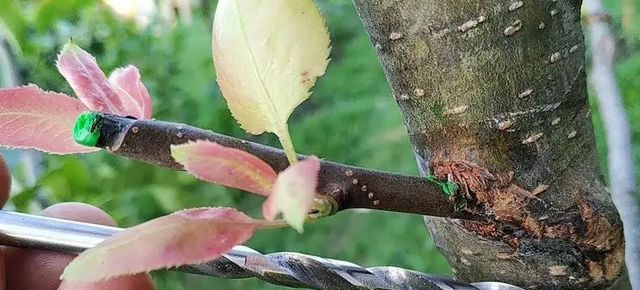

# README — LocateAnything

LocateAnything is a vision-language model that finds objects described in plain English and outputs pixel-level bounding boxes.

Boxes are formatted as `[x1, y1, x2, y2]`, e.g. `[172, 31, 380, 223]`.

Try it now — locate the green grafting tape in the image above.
[73, 111, 103, 147]
[425, 174, 457, 196]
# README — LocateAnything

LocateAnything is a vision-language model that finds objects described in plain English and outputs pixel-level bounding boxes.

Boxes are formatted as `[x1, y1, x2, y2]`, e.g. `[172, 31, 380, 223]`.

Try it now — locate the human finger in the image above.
[0, 153, 12, 208]
[4, 202, 154, 290]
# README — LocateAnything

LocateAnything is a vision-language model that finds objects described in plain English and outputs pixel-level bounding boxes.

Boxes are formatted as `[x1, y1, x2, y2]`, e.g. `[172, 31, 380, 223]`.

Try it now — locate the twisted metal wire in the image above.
[0, 210, 523, 290]
[182, 245, 520, 290]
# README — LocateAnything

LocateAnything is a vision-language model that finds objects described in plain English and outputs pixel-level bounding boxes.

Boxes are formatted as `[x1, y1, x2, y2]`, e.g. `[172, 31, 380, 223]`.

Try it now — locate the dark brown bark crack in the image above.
[431, 159, 624, 286]
[351, 0, 626, 289]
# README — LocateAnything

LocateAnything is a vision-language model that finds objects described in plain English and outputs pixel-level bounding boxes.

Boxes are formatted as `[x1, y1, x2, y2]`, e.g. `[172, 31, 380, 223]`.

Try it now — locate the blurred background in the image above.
[0, 0, 637, 289]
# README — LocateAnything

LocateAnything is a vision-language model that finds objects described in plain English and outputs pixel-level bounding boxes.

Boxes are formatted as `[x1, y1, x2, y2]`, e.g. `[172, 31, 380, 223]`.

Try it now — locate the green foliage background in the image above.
[0, 1, 638, 289]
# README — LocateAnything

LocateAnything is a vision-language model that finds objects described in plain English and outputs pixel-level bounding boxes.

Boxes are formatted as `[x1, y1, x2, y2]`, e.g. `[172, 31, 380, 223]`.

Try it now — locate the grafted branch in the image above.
[82, 112, 480, 221]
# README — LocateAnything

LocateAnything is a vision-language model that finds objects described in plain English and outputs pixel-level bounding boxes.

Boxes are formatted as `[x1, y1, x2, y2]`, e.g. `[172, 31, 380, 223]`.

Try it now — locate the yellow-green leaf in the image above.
[211, 0, 331, 164]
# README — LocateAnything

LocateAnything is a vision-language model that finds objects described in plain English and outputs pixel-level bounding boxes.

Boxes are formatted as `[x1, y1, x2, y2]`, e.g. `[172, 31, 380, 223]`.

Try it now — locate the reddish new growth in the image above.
[0, 41, 153, 155]
[0, 40, 322, 283]
[0, 0, 330, 283]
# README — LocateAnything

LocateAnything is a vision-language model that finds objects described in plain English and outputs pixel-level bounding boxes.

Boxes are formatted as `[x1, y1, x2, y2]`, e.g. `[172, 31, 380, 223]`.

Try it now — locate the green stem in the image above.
[257, 216, 323, 230]
[257, 219, 290, 229]
[278, 125, 298, 165]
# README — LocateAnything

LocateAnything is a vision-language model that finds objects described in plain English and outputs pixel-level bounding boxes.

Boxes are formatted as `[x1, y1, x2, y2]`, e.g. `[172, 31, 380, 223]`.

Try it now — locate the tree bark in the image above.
[351, 1, 626, 289]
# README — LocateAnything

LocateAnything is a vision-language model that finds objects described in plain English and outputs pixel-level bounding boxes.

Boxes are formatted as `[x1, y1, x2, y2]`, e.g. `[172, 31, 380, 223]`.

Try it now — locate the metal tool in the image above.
[0, 210, 524, 290]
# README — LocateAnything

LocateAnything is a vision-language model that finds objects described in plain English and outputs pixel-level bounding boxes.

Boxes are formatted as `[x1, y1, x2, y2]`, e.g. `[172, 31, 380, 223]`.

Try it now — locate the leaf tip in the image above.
[59, 257, 90, 282]
[169, 143, 186, 160]
[57, 39, 78, 62]
[290, 220, 304, 234]
[261, 198, 277, 221]
[170, 140, 206, 164]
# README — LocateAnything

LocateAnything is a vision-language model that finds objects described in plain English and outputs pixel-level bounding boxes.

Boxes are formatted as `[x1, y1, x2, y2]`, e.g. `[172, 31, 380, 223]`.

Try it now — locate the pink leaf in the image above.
[56, 41, 126, 114]
[170, 140, 277, 196]
[108, 65, 153, 119]
[61, 207, 262, 282]
[0, 85, 99, 154]
[262, 156, 320, 233]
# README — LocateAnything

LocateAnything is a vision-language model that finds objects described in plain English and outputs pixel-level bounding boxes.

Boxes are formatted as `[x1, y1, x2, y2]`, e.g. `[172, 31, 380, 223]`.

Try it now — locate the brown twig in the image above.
[91, 113, 481, 221]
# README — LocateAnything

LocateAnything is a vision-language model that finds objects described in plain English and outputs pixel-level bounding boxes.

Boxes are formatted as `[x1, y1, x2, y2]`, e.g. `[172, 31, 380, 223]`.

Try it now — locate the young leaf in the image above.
[61, 207, 262, 282]
[108, 65, 153, 119]
[211, 0, 331, 164]
[0, 85, 99, 154]
[56, 41, 126, 115]
[170, 140, 277, 196]
[262, 156, 320, 233]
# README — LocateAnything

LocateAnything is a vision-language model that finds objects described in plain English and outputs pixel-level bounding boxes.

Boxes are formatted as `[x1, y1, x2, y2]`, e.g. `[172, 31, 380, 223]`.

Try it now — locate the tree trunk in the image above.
[351, 1, 627, 289]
